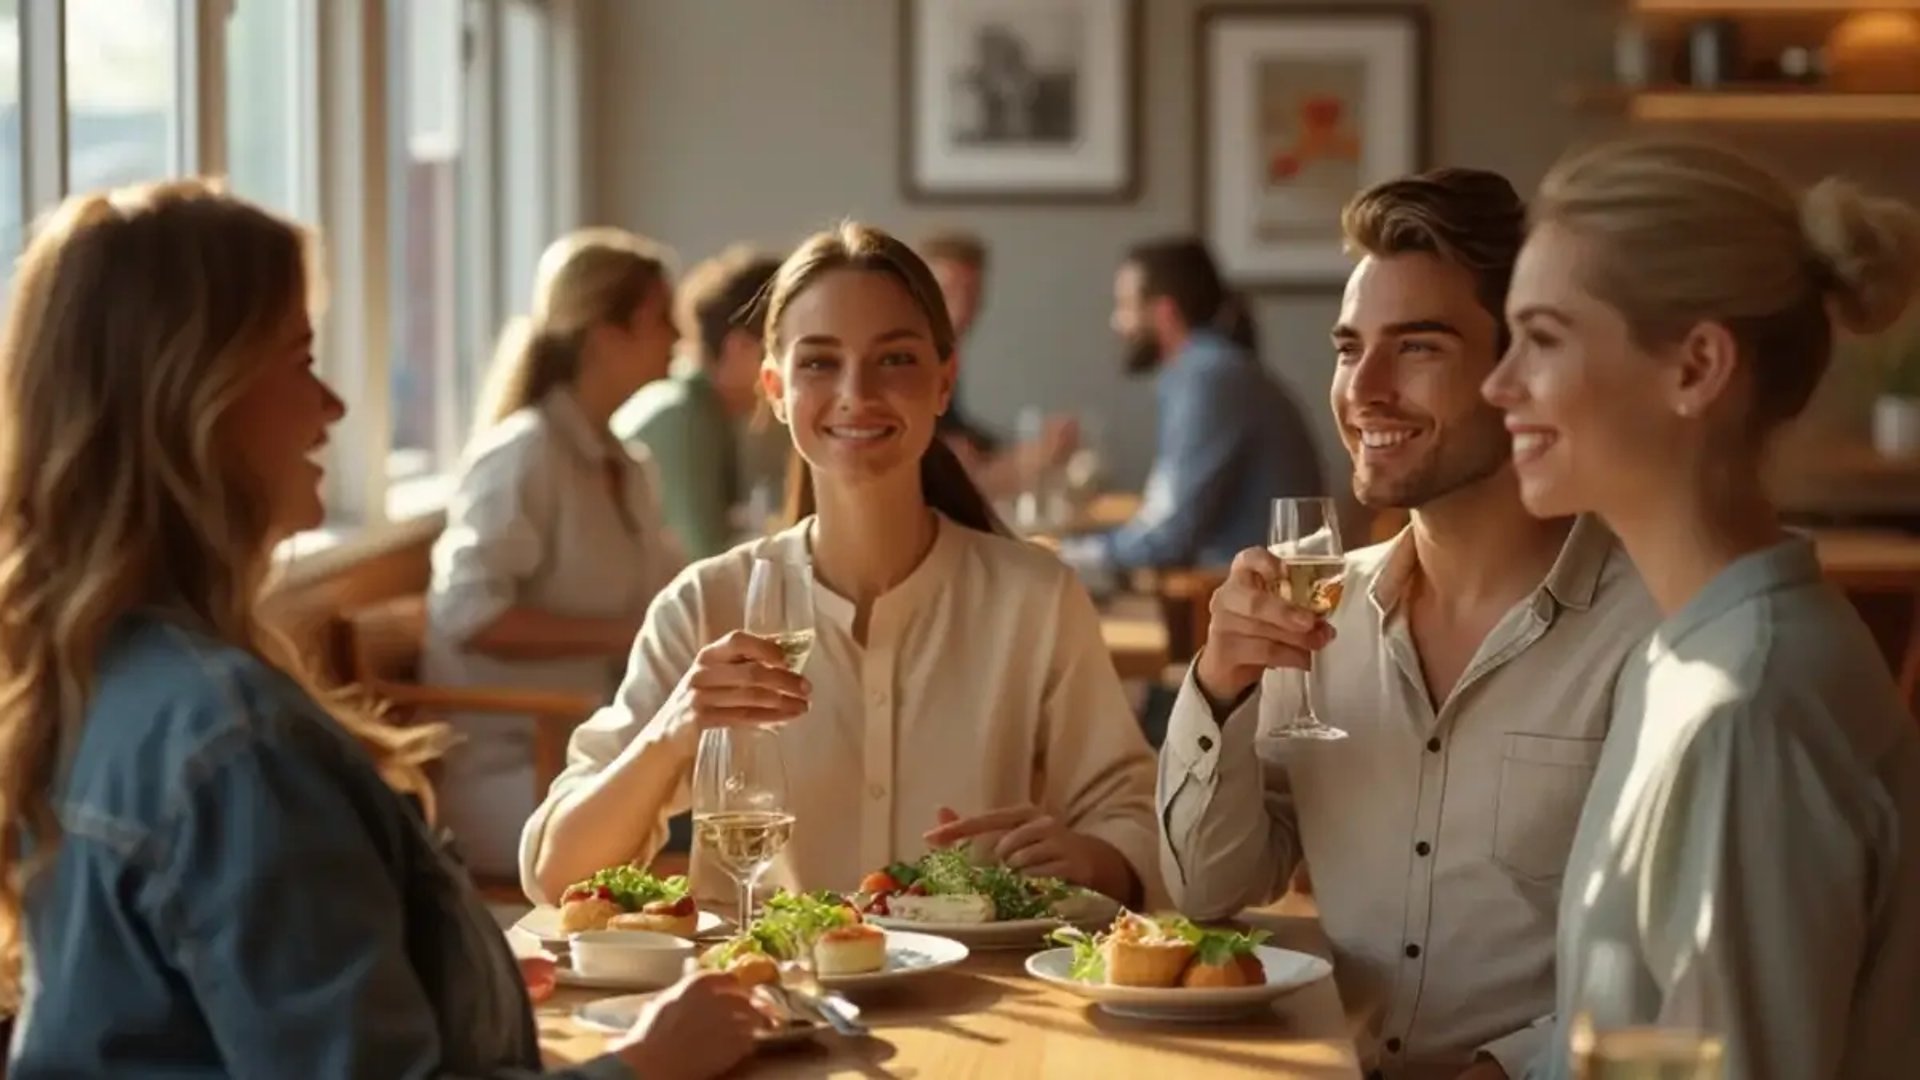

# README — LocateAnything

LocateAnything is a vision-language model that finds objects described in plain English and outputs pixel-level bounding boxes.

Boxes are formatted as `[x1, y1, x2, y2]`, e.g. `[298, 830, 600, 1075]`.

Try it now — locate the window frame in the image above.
[3, 0, 584, 571]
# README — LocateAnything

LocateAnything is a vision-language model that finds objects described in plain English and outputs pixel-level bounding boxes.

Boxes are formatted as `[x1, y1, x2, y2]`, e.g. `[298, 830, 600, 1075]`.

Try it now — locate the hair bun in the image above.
[1801, 177, 1920, 336]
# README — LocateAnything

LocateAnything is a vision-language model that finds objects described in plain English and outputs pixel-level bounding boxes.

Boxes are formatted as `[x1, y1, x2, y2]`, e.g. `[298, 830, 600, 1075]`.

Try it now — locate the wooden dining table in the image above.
[530, 900, 1360, 1079]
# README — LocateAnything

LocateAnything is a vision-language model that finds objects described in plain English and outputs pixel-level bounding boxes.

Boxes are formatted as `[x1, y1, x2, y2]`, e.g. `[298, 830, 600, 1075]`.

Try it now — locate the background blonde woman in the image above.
[0, 181, 755, 1077]
[1484, 138, 1920, 1077]
[425, 228, 687, 879]
[521, 223, 1160, 910]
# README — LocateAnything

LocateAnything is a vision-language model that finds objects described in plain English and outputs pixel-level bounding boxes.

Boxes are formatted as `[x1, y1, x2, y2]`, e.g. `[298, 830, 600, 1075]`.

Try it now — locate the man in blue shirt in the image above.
[1066, 237, 1324, 579]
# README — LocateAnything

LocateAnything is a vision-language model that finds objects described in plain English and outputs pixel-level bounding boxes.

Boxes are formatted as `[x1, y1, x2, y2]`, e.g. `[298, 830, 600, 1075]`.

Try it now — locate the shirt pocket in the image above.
[1492, 732, 1604, 883]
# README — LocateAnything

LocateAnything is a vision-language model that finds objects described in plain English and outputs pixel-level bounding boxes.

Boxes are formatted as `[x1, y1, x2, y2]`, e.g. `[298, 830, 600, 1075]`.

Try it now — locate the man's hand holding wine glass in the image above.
[1194, 546, 1337, 712]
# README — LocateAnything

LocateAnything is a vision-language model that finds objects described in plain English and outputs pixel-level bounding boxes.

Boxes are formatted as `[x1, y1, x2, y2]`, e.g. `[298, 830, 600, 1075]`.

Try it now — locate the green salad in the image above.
[880, 849, 1076, 921]
[702, 890, 859, 968]
[561, 866, 690, 909]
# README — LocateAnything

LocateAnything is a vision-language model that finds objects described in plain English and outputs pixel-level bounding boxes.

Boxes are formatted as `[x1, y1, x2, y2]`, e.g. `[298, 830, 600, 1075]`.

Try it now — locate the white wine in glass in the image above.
[746, 555, 815, 676]
[692, 727, 791, 925]
[1268, 496, 1347, 740]
[1571, 1028, 1725, 1080]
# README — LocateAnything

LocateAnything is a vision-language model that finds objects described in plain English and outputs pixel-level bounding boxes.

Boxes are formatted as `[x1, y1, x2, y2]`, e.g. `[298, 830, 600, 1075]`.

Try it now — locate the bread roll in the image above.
[1104, 938, 1195, 988]
[559, 897, 621, 934]
[1178, 953, 1264, 989]
[607, 909, 698, 940]
[813, 925, 886, 976]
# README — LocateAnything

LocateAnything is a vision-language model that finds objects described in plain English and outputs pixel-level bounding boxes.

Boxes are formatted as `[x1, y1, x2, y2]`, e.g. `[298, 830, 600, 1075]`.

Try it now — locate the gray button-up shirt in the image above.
[1538, 538, 1920, 1080]
[1158, 516, 1656, 1078]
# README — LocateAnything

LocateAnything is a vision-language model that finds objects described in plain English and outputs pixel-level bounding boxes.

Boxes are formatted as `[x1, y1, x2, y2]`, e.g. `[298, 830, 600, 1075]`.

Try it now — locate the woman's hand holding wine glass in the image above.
[660, 632, 811, 749]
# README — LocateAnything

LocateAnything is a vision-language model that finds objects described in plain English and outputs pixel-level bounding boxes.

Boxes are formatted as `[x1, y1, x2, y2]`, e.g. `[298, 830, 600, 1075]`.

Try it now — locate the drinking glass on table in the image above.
[692, 727, 791, 925]
[1569, 940, 1724, 1079]
[745, 555, 815, 676]
[1266, 496, 1348, 740]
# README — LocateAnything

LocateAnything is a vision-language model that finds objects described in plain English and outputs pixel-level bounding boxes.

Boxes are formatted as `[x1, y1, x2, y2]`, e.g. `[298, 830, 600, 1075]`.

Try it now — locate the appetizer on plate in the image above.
[558, 866, 699, 938]
[854, 849, 1117, 924]
[701, 890, 886, 981]
[1052, 912, 1270, 989]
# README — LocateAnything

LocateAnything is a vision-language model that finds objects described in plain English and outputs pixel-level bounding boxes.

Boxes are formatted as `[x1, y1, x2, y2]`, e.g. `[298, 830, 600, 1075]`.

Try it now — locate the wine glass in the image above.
[692, 727, 792, 926]
[745, 555, 814, 677]
[1267, 496, 1348, 740]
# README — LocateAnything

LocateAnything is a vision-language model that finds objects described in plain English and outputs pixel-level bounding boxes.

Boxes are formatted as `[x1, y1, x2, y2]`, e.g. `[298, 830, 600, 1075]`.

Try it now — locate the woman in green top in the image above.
[1484, 136, 1920, 1078]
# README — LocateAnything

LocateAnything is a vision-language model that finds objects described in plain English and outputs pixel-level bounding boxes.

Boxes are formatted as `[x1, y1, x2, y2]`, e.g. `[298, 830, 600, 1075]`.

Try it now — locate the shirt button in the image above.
[1385, 1037, 1403, 1054]
[1405, 943, 1421, 959]
[1198, 735, 1214, 752]
[1414, 841, 1431, 857]
[1426, 736, 1441, 753]
[867, 783, 886, 800]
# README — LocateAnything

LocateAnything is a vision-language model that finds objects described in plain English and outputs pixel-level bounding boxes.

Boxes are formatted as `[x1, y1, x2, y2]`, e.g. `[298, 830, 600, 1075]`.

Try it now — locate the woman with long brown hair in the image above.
[1484, 138, 1920, 1076]
[0, 181, 755, 1077]
[425, 227, 686, 879]
[521, 222, 1160, 910]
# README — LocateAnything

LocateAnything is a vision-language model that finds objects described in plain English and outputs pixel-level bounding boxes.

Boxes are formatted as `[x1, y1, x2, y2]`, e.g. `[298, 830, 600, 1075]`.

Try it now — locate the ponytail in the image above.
[473, 315, 581, 437]
[783, 437, 1009, 537]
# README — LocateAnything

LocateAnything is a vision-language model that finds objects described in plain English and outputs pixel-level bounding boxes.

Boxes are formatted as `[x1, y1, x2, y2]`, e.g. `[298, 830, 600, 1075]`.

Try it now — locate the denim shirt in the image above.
[10, 613, 632, 1079]
[1090, 331, 1324, 571]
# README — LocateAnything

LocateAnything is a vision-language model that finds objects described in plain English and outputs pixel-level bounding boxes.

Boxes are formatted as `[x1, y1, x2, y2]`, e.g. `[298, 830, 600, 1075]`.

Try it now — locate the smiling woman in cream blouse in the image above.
[520, 223, 1159, 908]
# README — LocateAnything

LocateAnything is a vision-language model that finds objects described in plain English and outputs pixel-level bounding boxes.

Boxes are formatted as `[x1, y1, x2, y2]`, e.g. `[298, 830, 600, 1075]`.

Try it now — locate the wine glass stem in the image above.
[1300, 656, 1316, 721]
[737, 872, 754, 926]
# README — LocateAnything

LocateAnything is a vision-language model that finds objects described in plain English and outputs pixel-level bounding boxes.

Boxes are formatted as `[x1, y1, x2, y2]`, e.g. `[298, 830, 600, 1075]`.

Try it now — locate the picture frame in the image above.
[1197, 5, 1431, 290]
[899, 0, 1141, 204]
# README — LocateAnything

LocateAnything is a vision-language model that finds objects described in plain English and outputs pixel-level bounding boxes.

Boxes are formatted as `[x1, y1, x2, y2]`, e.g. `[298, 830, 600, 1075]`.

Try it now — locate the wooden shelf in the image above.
[1634, 0, 1920, 11]
[1567, 84, 1920, 121]
[1632, 90, 1920, 121]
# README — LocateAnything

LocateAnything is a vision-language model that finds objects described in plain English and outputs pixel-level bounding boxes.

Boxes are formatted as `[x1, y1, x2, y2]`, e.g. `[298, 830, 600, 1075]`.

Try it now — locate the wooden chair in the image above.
[334, 594, 600, 901]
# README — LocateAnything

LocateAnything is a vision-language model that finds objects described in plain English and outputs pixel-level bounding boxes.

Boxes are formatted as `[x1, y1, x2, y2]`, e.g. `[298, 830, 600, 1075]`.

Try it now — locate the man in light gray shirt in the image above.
[1158, 169, 1657, 1080]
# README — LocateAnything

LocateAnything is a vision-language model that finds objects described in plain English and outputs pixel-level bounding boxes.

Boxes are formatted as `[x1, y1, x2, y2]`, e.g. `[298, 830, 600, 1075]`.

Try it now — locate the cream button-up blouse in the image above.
[519, 513, 1162, 905]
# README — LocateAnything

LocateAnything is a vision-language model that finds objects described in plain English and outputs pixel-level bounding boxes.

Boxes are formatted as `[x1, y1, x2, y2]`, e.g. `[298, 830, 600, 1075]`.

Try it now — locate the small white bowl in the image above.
[567, 930, 695, 987]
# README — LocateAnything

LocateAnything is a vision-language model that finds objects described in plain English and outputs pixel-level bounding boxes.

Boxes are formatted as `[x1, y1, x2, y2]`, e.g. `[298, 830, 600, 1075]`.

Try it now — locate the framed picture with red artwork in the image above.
[1197, 5, 1430, 291]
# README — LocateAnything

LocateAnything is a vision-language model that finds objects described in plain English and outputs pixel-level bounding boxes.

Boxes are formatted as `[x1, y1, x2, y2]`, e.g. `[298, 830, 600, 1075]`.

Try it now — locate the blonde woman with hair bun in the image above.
[0, 182, 756, 1077]
[1485, 137, 1920, 1077]
[425, 227, 688, 880]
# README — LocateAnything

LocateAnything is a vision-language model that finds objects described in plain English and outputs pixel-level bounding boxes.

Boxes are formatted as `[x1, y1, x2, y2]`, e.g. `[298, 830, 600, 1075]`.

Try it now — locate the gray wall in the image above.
[580, 0, 1917, 491]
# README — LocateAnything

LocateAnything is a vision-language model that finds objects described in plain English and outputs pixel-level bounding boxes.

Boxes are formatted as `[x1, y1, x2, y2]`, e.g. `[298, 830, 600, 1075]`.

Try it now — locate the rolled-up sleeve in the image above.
[1157, 664, 1300, 920]
[1035, 572, 1164, 904]
[429, 431, 553, 645]
[517, 569, 707, 904]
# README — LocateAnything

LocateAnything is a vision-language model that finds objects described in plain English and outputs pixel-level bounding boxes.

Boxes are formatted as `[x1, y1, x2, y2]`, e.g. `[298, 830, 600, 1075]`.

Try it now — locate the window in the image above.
[225, 0, 312, 220]
[1, 0, 21, 301]
[386, 0, 472, 490]
[65, 0, 179, 194]
[1, 0, 583, 560]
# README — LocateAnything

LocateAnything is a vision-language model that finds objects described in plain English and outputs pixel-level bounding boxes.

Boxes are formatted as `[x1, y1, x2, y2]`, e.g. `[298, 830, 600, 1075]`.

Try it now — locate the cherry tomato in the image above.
[863, 894, 891, 916]
[858, 871, 899, 895]
[593, 885, 615, 903]
[905, 882, 928, 896]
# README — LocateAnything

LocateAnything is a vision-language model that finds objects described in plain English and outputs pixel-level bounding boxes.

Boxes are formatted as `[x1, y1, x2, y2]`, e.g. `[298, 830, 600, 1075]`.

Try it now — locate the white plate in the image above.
[1024, 945, 1333, 1021]
[865, 914, 1067, 950]
[515, 907, 729, 951]
[572, 992, 855, 1048]
[817, 930, 970, 990]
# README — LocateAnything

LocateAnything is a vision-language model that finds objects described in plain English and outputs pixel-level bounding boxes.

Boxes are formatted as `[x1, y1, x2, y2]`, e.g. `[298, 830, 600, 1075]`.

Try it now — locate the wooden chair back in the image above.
[334, 593, 601, 901]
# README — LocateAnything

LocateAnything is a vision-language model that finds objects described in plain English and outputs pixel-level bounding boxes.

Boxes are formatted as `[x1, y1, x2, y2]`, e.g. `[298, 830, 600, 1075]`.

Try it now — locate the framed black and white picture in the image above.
[1198, 5, 1430, 290]
[900, 0, 1140, 203]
